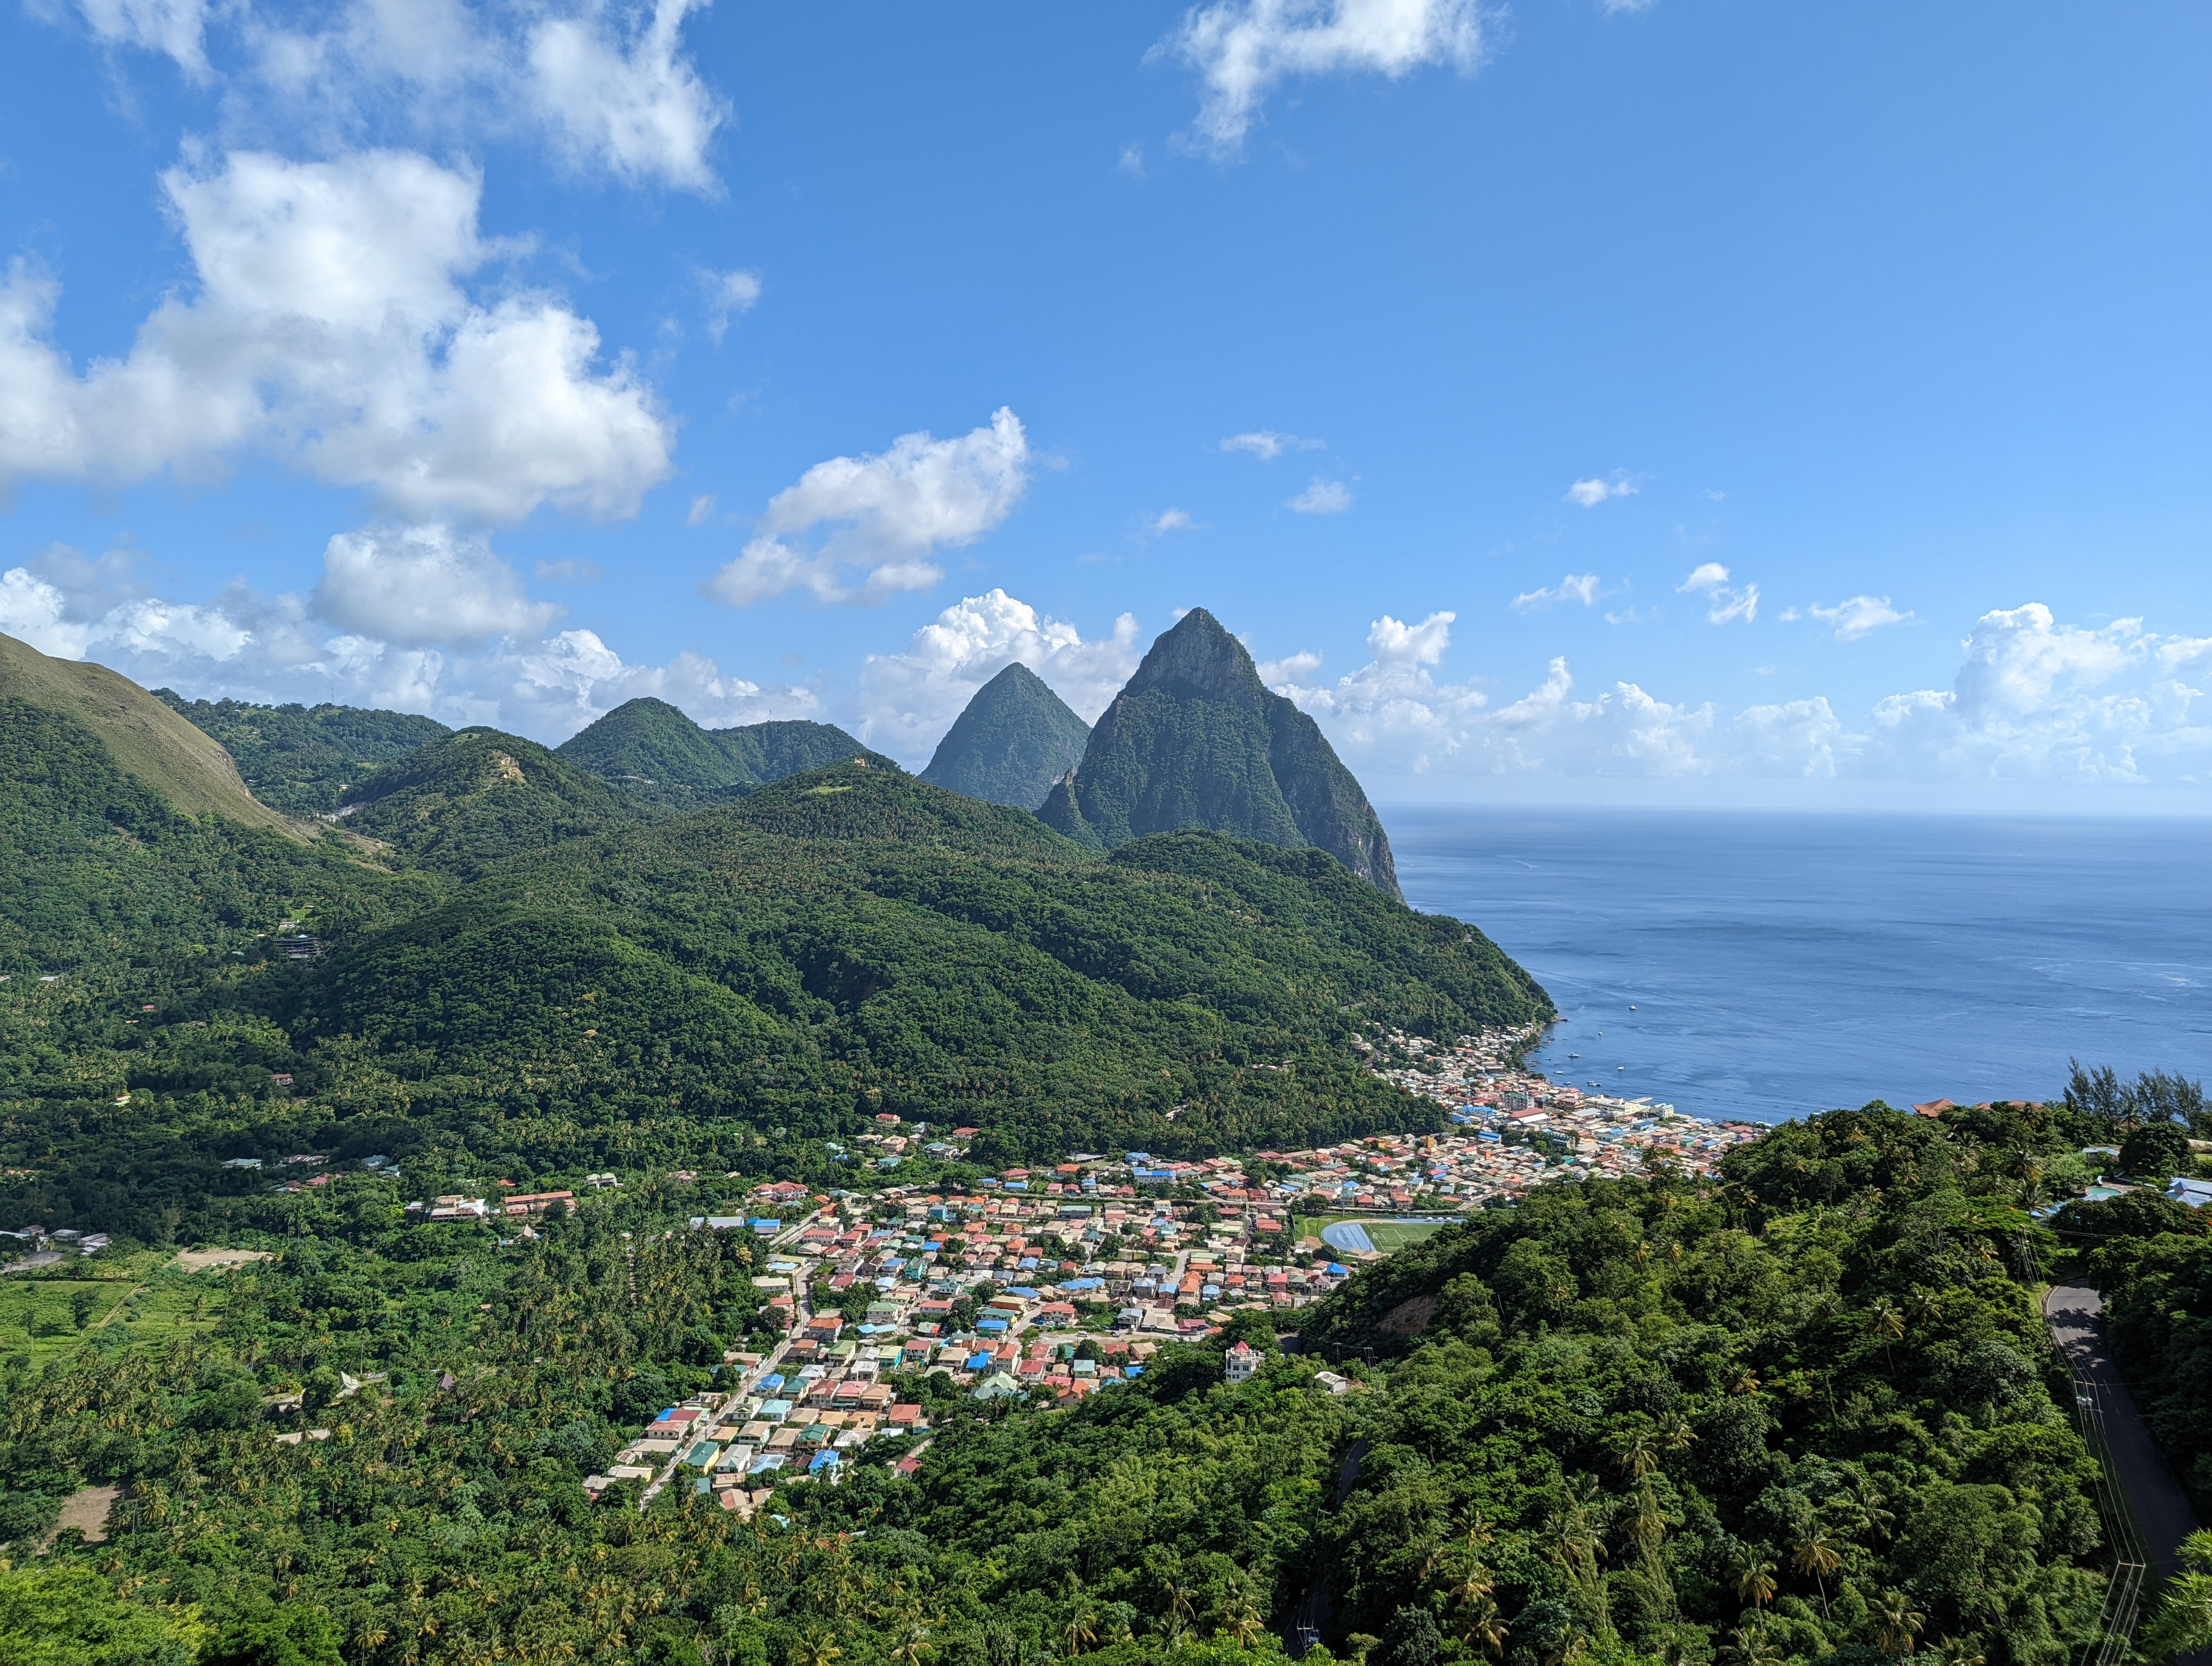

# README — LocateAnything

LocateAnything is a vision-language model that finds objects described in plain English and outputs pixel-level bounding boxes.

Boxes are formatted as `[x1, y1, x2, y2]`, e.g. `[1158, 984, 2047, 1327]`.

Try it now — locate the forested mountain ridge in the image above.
[336, 727, 648, 873]
[921, 662, 1091, 809]
[555, 695, 895, 808]
[157, 691, 452, 816]
[1040, 610, 1401, 899]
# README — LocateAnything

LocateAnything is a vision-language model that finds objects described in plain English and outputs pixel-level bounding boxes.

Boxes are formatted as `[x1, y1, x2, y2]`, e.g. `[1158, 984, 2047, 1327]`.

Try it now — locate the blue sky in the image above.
[1, 0, 2207, 808]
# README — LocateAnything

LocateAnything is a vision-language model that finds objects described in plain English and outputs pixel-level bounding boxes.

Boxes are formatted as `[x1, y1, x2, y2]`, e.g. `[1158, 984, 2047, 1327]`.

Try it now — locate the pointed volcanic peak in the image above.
[555, 697, 895, 808]
[1039, 608, 1401, 899]
[920, 663, 1091, 810]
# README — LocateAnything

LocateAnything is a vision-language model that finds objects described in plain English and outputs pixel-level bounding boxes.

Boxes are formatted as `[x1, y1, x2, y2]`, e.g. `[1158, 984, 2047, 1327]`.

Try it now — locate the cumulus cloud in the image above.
[77, 0, 210, 75]
[1678, 562, 1758, 624]
[1512, 573, 1601, 612]
[1160, 0, 1489, 154]
[87, 0, 729, 194]
[1220, 430, 1323, 460]
[708, 408, 1032, 607]
[856, 588, 1141, 764]
[1289, 478, 1353, 515]
[313, 526, 564, 646]
[1150, 508, 1198, 535]
[0, 150, 673, 523]
[1261, 598, 2212, 789]
[1, 553, 811, 740]
[526, 0, 728, 192]
[1566, 473, 1636, 508]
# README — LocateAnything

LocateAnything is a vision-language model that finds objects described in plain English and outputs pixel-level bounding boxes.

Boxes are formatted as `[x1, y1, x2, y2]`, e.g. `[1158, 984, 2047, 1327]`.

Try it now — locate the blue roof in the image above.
[976, 1318, 1008, 1333]
[760, 1373, 785, 1389]
[747, 1218, 781, 1232]
[965, 1351, 993, 1369]
[808, 1451, 841, 1471]
[1326, 1264, 1348, 1276]
[1006, 1285, 1041, 1297]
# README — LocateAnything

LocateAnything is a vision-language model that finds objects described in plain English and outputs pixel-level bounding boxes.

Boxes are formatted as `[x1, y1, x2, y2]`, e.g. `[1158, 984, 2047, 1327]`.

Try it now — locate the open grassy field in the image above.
[1291, 1214, 1453, 1255]
[1, 1248, 241, 1369]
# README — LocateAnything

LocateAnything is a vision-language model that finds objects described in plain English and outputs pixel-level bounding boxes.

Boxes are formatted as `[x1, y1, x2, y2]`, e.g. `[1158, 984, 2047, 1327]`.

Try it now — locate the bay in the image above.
[1386, 805, 2212, 1125]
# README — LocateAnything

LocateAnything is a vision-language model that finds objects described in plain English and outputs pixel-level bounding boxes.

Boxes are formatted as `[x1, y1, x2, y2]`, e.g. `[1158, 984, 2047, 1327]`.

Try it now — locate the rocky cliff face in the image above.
[1038, 608, 1401, 898]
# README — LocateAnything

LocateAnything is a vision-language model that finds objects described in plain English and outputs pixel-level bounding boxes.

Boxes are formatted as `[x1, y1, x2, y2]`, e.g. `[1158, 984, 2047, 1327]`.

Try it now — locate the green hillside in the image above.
[0, 631, 292, 834]
[283, 762, 1548, 1170]
[157, 692, 451, 816]
[921, 662, 1091, 809]
[1041, 610, 1401, 899]
[337, 728, 645, 873]
[555, 695, 893, 807]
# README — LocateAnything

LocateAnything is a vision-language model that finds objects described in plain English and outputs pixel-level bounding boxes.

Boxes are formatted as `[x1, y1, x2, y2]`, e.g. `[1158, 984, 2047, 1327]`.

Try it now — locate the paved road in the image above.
[2044, 1283, 2203, 1579]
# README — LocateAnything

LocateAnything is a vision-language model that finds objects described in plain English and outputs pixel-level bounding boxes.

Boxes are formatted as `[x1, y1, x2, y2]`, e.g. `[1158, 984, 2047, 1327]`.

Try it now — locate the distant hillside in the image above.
[1, 632, 291, 835]
[919, 663, 1090, 810]
[338, 729, 643, 874]
[290, 761, 1548, 1165]
[1038, 608, 1401, 898]
[157, 692, 451, 816]
[555, 696, 894, 808]
[0, 634, 420, 973]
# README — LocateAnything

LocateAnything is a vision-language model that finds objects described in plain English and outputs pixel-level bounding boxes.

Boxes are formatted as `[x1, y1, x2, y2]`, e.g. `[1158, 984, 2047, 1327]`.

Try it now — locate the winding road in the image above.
[2043, 1283, 2203, 1580]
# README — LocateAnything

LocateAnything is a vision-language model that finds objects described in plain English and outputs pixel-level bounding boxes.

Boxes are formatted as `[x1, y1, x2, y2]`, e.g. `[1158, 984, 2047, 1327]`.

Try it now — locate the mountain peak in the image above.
[1040, 609, 1402, 898]
[921, 663, 1090, 810]
[1121, 607, 1265, 707]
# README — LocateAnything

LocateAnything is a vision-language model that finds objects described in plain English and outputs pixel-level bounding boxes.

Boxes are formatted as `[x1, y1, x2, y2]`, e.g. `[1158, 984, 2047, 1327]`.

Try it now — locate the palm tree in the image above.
[1455, 1595, 1508, 1659]
[1061, 1606, 1097, 1657]
[1616, 1432, 1658, 1479]
[1217, 1586, 1265, 1648]
[1725, 1622, 1784, 1666]
[1161, 1580, 1197, 1645]
[1862, 1299, 1905, 1372]
[1932, 1637, 1984, 1666]
[793, 1631, 843, 1666]
[1870, 1590, 1925, 1656]
[1731, 1555, 1778, 1611]
[1790, 1530, 1842, 1617]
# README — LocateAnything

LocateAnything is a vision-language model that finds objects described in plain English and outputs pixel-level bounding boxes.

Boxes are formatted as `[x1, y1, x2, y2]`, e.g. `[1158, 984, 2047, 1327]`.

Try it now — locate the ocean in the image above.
[1386, 806, 2212, 1126]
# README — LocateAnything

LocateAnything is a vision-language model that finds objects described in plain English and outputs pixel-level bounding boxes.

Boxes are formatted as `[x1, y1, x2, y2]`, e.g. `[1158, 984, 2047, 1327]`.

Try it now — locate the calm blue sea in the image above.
[1385, 807, 2212, 1126]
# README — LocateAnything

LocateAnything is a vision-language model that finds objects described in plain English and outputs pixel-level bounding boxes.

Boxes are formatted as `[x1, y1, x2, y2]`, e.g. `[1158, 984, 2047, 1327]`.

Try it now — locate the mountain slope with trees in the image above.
[921, 662, 1092, 809]
[555, 696, 893, 809]
[1040, 611, 1401, 899]
[157, 691, 452, 816]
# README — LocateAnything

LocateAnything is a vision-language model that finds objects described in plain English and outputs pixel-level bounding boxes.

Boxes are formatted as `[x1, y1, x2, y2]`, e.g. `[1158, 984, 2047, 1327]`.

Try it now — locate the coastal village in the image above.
[576, 1026, 1770, 1508]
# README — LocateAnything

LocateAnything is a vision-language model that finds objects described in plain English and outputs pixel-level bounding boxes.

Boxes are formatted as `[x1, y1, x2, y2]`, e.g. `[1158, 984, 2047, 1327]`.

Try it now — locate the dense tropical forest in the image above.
[0, 1097, 2194, 1666]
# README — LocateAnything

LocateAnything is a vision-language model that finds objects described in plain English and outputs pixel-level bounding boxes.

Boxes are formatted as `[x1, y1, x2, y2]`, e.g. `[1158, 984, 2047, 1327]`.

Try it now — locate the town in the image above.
[567, 1027, 1768, 1508]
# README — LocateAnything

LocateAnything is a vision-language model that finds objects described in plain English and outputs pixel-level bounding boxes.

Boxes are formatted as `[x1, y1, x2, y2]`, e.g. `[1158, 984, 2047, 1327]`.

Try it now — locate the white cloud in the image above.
[313, 526, 563, 646]
[1119, 143, 1147, 177]
[1512, 573, 1601, 611]
[2, 555, 811, 740]
[0, 150, 673, 523]
[687, 494, 717, 527]
[1566, 473, 1636, 508]
[534, 559, 603, 584]
[0, 566, 91, 658]
[1221, 429, 1324, 460]
[527, 0, 728, 192]
[1677, 562, 1758, 624]
[708, 408, 1032, 607]
[1289, 477, 1352, 515]
[69, 0, 727, 195]
[1151, 508, 1197, 535]
[1259, 598, 2212, 789]
[857, 588, 1141, 764]
[77, 0, 209, 75]
[1160, 0, 1489, 154]
[1802, 594, 1913, 641]
[699, 267, 762, 342]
